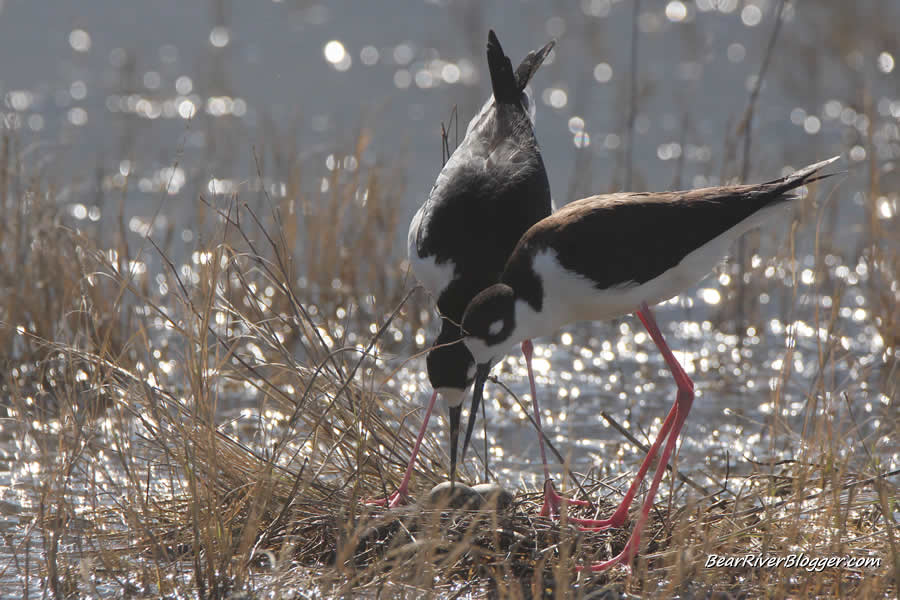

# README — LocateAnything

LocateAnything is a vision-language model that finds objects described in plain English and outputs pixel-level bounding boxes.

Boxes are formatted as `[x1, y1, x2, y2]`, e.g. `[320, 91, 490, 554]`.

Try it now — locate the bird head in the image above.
[461, 283, 517, 367]
[426, 331, 475, 485]
[454, 283, 518, 471]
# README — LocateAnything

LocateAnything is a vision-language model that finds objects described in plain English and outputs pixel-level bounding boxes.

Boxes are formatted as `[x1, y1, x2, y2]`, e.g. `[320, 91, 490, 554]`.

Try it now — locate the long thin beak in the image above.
[461, 363, 491, 467]
[448, 403, 462, 486]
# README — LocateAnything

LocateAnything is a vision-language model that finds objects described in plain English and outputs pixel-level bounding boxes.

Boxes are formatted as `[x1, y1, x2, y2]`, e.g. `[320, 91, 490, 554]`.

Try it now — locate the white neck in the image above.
[464, 298, 566, 367]
[436, 386, 466, 408]
[512, 297, 563, 346]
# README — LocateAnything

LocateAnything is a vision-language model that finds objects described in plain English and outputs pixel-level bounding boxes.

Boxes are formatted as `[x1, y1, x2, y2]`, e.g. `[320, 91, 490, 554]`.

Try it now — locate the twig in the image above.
[298, 287, 417, 452]
[624, 0, 641, 190]
[481, 390, 491, 482]
[257, 457, 309, 549]
[488, 376, 593, 502]
[702, 467, 900, 524]
[736, 0, 787, 181]
[599, 410, 710, 496]
[198, 195, 343, 379]
[732, 0, 787, 336]
[440, 105, 459, 167]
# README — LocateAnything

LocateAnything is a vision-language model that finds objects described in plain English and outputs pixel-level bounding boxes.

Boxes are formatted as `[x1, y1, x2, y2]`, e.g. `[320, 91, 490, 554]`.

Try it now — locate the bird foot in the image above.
[365, 487, 410, 508]
[576, 534, 640, 573]
[539, 479, 592, 517]
[571, 509, 629, 531]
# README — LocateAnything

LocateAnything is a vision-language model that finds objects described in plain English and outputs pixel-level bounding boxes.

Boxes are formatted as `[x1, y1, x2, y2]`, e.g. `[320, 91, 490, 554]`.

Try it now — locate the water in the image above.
[4, 0, 895, 241]
[1, 0, 897, 595]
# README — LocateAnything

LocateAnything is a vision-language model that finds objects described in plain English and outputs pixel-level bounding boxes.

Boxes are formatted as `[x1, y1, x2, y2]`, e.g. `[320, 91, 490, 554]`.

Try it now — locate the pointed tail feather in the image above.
[514, 39, 555, 90]
[767, 155, 842, 190]
[487, 30, 519, 104]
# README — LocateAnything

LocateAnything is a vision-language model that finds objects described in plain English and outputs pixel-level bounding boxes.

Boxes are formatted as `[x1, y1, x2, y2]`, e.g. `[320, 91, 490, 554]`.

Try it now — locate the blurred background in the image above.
[2, 0, 896, 240]
[0, 2, 897, 594]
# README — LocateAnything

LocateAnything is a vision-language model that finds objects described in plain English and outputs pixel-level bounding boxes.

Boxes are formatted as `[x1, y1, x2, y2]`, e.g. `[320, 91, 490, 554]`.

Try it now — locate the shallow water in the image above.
[1, 0, 897, 595]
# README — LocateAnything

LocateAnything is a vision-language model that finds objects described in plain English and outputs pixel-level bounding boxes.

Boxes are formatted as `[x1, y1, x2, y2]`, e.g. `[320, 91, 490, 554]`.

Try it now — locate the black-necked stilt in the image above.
[460, 156, 839, 569]
[370, 31, 554, 507]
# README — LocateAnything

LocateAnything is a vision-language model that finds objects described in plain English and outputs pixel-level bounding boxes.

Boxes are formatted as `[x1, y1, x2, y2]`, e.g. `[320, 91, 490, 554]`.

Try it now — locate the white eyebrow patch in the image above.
[488, 319, 504, 336]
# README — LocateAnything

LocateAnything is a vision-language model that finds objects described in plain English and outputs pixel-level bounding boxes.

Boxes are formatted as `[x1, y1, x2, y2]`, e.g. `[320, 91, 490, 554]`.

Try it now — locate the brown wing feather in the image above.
[502, 157, 838, 300]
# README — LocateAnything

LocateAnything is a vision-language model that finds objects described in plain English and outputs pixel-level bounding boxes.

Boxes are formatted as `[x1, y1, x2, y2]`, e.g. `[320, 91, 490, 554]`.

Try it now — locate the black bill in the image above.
[448, 403, 462, 486]
[460, 363, 491, 468]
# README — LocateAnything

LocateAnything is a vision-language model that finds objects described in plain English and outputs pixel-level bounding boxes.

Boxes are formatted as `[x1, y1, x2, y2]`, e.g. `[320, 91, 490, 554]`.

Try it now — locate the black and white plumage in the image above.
[407, 30, 554, 480]
[461, 156, 840, 569]
[462, 156, 840, 369]
[371, 31, 554, 507]
[410, 32, 554, 343]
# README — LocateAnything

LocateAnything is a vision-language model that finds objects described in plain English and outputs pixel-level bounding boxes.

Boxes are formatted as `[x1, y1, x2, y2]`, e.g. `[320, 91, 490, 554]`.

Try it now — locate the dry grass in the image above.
[0, 121, 896, 599]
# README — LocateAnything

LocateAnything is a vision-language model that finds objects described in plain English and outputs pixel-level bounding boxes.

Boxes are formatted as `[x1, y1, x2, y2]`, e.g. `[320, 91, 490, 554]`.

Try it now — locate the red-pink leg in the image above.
[367, 390, 438, 508]
[583, 302, 695, 571]
[586, 402, 691, 571]
[564, 401, 678, 529]
[522, 339, 591, 517]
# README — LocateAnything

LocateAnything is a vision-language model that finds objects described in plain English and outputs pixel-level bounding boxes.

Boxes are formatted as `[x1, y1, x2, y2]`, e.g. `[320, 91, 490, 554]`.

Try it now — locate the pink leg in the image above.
[522, 339, 591, 518]
[565, 401, 678, 528]
[587, 401, 691, 571]
[583, 302, 695, 571]
[367, 390, 438, 508]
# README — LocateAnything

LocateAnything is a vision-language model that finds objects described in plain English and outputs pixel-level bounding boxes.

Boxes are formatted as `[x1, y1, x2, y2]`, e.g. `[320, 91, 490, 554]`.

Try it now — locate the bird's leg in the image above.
[366, 389, 438, 508]
[565, 400, 678, 529]
[582, 302, 694, 571]
[521, 339, 590, 517]
[585, 403, 690, 571]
